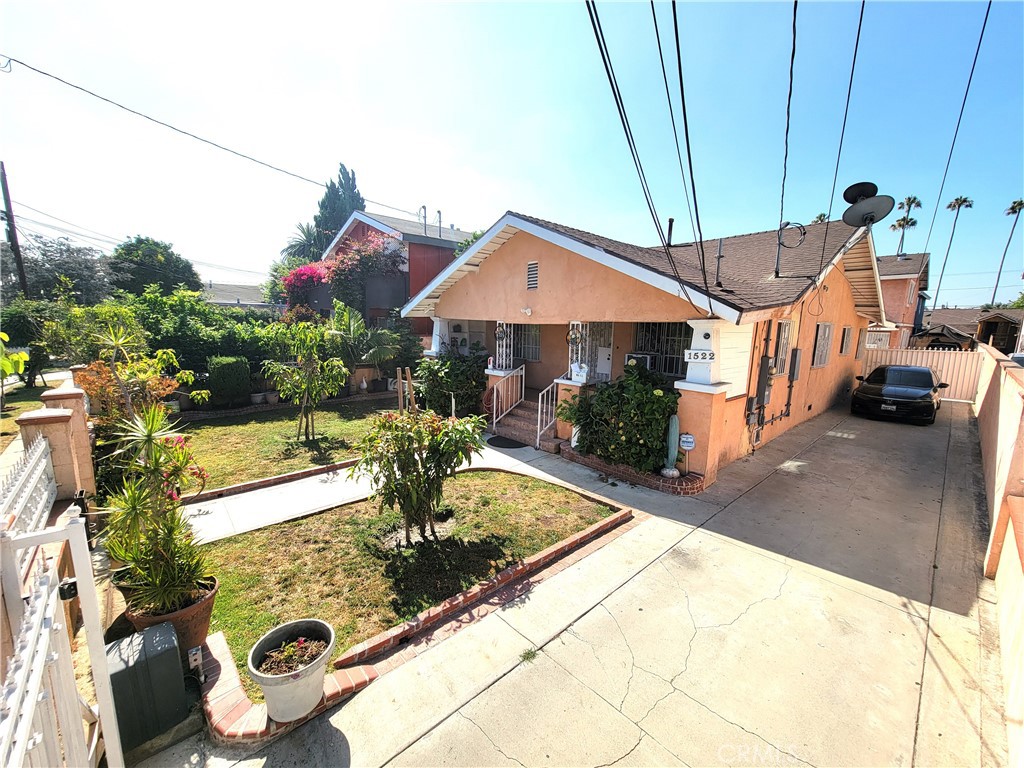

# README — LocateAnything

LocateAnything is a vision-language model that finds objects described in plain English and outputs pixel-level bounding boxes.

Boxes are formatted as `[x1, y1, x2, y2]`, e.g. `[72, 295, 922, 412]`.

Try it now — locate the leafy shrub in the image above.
[42, 300, 147, 364]
[558, 361, 679, 473]
[415, 344, 488, 416]
[351, 411, 485, 545]
[207, 356, 251, 407]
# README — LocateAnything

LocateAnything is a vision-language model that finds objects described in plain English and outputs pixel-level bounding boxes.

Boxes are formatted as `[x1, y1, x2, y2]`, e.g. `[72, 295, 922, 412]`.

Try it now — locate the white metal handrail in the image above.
[536, 371, 568, 448]
[492, 365, 525, 426]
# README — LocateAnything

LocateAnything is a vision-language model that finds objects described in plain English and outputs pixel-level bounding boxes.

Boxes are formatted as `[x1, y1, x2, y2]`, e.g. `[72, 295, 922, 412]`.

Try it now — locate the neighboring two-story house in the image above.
[320, 211, 477, 335]
[867, 253, 929, 349]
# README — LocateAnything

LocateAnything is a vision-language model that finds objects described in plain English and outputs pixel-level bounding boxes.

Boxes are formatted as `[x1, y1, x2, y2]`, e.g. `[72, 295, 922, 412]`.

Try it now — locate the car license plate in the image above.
[881, 403, 896, 412]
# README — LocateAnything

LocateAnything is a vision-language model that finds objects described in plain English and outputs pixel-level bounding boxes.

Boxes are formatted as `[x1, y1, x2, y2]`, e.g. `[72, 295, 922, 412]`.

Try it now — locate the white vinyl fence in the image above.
[862, 347, 983, 402]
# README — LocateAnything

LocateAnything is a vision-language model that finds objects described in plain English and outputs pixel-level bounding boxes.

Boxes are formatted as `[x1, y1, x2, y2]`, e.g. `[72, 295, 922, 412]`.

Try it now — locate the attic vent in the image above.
[526, 261, 539, 290]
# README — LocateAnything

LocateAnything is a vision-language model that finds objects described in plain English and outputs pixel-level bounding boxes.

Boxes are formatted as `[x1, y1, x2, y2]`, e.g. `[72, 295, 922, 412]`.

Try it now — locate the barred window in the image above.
[773, 321, 793, 377]
[512, 323, 541, 361]
[634, 322, 693, 378]
[811, 323, 833, 367]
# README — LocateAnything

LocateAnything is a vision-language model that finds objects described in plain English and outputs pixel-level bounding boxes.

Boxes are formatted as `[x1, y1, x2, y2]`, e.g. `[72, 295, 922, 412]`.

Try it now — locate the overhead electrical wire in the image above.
[12, 199, 122, 241]
[0, 54, 421, 218]
[807, 0, 866, 316]
[670, 0, 713, 304]
[919, 1, 992, 258]
[584, 0, 707, 316]
[777, 0, 799, 237]
[649, 1, 697, 245]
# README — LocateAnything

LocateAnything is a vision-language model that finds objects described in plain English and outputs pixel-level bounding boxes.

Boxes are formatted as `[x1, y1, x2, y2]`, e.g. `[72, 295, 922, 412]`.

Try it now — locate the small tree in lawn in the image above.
[262, 323, 348, 441]
[351, 411, 485, 546]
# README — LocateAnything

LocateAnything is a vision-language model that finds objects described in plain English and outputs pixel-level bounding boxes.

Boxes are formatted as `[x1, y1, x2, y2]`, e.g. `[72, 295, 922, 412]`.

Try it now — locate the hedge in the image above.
[207, 356, 251, 407]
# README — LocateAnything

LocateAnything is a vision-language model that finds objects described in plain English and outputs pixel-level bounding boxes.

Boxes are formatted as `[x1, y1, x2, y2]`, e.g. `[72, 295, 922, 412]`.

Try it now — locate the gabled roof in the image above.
[321, 210, 477, 259]
[978, 308, 1024, 325]
[402, 212, 884, 324]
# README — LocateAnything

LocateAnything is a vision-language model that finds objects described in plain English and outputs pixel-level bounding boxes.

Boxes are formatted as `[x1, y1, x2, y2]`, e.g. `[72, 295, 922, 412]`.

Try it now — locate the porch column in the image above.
[683, 318, 732, 385]
[428, 317, 446, 357]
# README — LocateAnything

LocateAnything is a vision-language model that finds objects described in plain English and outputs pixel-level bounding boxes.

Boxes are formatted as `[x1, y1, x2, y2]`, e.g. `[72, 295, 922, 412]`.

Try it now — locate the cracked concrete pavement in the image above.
[143, 403, 1006, 767]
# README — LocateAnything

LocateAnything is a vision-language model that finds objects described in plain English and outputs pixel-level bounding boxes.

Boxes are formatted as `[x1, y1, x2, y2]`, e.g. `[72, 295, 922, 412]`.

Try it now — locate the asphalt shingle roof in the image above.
[509, 213, 863, 313]
[876, 252, 928, 278]
[923, 308, 980, 336]
[204, 283, 267, 305]
[362, 212, 477, 245]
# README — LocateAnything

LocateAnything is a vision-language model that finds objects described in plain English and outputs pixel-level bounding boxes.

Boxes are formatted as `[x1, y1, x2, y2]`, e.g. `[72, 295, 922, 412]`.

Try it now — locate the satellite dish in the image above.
[843, 181, 878, 204]
[841, 181, 894, 228]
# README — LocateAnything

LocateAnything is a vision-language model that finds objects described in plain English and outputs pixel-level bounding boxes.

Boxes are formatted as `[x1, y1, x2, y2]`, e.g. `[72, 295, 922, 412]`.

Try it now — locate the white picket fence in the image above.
[862, 347, 983, 402]
[1, 437, 124, 767]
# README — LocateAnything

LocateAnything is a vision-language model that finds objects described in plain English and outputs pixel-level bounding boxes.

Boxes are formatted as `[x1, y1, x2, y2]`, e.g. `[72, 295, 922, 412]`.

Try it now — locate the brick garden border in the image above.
[172, 390, 396, 423]
[200, 632, 377, 745]
[333, 506, 634, 667]
[559, 443, 705, 496]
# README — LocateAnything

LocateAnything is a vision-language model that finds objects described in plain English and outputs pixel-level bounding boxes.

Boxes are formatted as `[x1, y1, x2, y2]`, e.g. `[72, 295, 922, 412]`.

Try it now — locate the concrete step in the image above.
[493, 423, 537, 447]
[538, 437, 564, 454]
[499, 413, 539, 432]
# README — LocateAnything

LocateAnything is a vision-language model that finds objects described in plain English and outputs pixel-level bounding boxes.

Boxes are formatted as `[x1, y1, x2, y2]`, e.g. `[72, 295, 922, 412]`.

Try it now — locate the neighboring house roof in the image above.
[322, 210, 478, 259]
[403, 212, 884, 325]
[978, 308, 1024, 325]
[204, 282, 267, 305]
[922, 308, 981, 336]
[876, 252, 929, 290]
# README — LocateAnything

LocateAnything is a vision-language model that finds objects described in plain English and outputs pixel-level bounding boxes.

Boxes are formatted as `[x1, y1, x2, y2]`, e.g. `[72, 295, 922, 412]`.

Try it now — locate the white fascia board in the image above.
[401, 213, 742, 323]
[401, 213, 513, 317]
[878, 274, 918, 281]
[813, 226, 885, 324]
[319, 211, 406, 261]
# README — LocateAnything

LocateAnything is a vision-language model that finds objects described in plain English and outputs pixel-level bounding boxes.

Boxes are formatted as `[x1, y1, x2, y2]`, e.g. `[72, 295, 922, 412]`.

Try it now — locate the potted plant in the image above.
[247, 619, 335, 722]
[328, 301, 400, 394]
[264, 390, 280, 405]
[104, 405, 217, 656]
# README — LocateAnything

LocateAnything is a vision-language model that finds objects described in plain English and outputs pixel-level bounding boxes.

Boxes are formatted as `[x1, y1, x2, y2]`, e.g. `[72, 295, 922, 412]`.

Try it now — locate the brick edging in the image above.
[200, 632, 377, 745]
[173, 391, 397, 423]
[559, 444, 705, 496]
[333, 506, 634, 668]
[190, 458, 360, 503]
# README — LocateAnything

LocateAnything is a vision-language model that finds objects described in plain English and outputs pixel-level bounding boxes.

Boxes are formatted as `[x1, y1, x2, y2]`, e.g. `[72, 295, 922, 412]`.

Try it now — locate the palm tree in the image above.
[890, 195, 922, 254]
[280, 223, 319, 261]
[931, 196, 973, 310]
[991, 199, 1024, 306]
[811, 213, 827, 224]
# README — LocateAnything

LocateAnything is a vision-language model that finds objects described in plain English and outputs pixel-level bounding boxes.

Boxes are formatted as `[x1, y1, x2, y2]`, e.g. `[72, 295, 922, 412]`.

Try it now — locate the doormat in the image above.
[487, 435, 528, 449]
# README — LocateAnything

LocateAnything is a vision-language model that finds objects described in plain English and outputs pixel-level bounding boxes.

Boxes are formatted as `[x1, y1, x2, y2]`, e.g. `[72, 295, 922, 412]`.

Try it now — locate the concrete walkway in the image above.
[147, 403, 1006, 767]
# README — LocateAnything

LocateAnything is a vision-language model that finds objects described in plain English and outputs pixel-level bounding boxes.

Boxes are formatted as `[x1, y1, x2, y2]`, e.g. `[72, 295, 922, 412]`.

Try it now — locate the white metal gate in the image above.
[862, 347, 983, 402]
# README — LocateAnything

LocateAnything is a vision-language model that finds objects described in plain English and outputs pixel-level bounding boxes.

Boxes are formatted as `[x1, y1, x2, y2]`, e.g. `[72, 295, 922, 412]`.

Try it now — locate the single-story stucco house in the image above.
[401, 212, 887, 488]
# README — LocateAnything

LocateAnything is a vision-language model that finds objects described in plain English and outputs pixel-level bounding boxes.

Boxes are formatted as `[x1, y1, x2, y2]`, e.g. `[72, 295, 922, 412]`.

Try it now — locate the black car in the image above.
[850, 365, 948, 424]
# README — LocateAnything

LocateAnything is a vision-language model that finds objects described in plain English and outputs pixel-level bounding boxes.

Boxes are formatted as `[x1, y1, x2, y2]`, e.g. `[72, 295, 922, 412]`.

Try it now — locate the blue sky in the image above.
[1, 1, 1021, 307]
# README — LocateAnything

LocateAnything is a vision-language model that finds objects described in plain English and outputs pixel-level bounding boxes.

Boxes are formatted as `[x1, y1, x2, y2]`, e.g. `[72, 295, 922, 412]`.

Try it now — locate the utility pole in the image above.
[1, 161, 29, 296]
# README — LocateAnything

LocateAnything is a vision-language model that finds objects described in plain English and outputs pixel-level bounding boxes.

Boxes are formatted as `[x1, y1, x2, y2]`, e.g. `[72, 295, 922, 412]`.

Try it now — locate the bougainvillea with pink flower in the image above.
[283, 231, 405, 310]
[282, 262, 331, 307]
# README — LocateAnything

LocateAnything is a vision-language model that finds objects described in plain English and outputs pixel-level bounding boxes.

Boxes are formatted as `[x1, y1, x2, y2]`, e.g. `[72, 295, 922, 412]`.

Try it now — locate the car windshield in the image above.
[866, 368, 934, 388]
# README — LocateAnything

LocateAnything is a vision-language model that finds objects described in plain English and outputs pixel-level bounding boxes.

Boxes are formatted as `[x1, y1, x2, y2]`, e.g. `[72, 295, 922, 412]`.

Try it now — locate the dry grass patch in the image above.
[183, 396, 396, 489]
[206, 471, 611, 700]
[1, 386, 52, 452]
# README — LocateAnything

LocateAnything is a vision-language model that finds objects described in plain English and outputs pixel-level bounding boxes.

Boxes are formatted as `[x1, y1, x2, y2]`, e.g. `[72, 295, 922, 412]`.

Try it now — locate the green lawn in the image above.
[182, 396, 397, 489]
[205, 471, 611, 700]
[1, 386, 49, 452]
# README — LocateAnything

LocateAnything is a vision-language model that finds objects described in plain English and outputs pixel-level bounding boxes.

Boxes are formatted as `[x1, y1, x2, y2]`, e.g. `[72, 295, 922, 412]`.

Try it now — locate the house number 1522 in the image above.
[684, 350, 716, 362]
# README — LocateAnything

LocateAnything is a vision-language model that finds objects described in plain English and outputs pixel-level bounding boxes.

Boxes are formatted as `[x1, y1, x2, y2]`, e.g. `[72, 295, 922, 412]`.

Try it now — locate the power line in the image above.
[919, 1, 991, 257]
[671, 0, 713, 304]
[11, 199, 121, 241]
[0, 54, 421, 218]
[808, 0, 865, 318]
[777, 0, 799, 234]
[584, 0, 705, 316]
[649, 1, 696, 245]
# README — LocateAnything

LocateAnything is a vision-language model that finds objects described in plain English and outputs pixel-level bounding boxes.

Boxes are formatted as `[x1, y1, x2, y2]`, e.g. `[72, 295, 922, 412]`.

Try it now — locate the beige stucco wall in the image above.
[435, 231, 705, 323]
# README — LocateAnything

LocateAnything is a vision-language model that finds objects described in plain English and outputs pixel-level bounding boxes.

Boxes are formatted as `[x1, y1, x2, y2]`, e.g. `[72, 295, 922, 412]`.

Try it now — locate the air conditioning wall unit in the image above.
[624, 353, 657, 370]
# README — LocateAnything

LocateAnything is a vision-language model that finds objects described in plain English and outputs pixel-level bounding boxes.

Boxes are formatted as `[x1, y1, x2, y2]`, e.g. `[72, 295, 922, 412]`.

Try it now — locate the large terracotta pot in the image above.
[125, 578, 219, 658]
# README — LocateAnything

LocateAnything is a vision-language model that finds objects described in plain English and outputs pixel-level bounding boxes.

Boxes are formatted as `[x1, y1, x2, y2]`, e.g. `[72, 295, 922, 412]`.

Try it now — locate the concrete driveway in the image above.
[146, 404, 1006, 767]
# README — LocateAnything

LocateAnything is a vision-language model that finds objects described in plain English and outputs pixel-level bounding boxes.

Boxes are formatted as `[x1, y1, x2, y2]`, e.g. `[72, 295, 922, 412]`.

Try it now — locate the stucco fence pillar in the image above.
[674, 383, 728, 486]
[38, 386, 96, 497]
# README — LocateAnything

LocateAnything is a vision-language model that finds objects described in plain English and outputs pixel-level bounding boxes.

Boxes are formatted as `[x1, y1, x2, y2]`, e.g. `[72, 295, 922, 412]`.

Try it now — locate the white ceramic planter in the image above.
[247, 619, 335, 723]
[571, 425, 581, 448]
[250, 393, 266, 405]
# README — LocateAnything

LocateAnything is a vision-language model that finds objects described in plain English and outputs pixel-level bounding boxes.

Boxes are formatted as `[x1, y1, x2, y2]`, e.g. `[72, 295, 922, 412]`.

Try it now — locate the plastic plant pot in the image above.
[247, 619, 335, 723]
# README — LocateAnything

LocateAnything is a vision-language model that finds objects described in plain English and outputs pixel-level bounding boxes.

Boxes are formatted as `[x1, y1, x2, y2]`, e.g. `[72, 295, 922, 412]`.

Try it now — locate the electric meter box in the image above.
[106, 621, 188, 751]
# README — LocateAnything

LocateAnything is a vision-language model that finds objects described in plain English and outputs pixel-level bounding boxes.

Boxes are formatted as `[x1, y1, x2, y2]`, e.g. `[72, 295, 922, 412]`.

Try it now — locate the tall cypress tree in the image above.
[312, 163, 365, 257]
